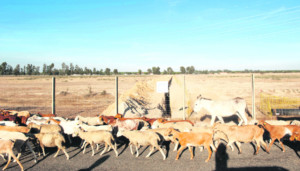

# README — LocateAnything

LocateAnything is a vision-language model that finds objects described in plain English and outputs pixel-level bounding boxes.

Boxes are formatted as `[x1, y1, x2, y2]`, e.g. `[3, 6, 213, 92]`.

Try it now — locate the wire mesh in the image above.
[260, 92, 300, 116]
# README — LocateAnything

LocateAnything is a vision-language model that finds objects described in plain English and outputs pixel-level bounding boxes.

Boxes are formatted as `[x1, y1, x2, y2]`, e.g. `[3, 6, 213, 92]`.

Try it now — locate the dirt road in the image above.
[2, 139, 300, 171]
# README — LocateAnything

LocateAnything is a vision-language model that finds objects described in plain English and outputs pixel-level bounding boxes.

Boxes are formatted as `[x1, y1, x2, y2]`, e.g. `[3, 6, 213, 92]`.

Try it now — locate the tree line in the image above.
[0, 61, 299, 76]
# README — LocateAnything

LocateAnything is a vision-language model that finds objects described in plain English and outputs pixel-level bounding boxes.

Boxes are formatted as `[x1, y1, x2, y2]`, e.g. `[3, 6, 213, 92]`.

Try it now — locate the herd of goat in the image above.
[0, 109, 300, 171]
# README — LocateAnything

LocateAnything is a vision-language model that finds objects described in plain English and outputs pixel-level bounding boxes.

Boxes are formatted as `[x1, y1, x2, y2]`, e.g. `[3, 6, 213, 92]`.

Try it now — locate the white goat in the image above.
[75, 115, 102, 126]
[117, 129, 166, 160]
[78, 123, 113, 150]
[72, 127, 118, 157]
[290, 120, 300, 126]
[0, 121, 17, 127]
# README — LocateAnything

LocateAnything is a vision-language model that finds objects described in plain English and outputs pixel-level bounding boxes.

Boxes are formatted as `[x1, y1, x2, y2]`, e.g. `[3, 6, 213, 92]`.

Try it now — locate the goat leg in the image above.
[176, 146, 186, 160]
[83, 143, 88, 154]
[173, 141, 179, 151]
[145, 146, 154, 158]
[2, 153, 11, 170]
[235, 141, 242, 154]
[279, 140, 285, 152]
[40, 144, 46, 157]
[62, 148, 69, 160]
[54, 148, 61, 158]
[135, 145, 139, 157]
[112, 143, 119, 157]
[107, 145, 112, 152]
[158, 146, 166, 160]
[188, 146, 194, 160]
[91, 142, 95, 156]
[267, 138, 276, 153]
[4, 151, 24, 171]
[210, 115, 217, 126]
[0, 154, 6, 162]
[81, 141, 86, 149]
[129, 144, 134, 155]
[205, 145, 212, 162]
[26, 141, 37, 163]
[100, 143, 108, 156]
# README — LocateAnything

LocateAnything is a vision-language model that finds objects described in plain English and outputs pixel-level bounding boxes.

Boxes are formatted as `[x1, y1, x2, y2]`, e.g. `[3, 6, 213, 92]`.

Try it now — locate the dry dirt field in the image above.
[1, 73, 300, 120]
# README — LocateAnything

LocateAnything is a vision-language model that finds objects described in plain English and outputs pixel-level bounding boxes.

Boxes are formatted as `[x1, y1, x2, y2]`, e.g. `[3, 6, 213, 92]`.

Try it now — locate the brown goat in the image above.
[258, 120, 300, 152]
[164, 128, 213, 162]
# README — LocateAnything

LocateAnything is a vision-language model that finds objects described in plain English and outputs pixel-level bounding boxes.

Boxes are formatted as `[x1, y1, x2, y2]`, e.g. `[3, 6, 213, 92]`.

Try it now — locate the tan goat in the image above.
[34, 133, 69, 160]
[0, 139, 23, 171]
[213, 123, 267, 154]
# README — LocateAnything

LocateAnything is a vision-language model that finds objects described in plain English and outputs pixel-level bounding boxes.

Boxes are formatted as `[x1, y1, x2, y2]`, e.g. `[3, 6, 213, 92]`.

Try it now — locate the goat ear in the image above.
[197, 94, 202, 99]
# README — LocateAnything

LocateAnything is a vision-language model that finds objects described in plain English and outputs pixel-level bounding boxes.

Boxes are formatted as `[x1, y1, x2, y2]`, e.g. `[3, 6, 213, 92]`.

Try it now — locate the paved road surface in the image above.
[2, 138, 300, 171]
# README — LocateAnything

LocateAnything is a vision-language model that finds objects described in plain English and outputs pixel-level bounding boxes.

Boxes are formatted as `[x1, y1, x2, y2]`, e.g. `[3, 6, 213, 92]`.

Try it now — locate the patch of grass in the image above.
[100, 90, 107, 95]
[59, 88, 69, 96]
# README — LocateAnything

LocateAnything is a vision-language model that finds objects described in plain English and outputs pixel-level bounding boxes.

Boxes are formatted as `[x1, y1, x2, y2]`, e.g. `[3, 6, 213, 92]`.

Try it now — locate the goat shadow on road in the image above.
[283, 140, 300, 158]
[77, 155, 110, 171]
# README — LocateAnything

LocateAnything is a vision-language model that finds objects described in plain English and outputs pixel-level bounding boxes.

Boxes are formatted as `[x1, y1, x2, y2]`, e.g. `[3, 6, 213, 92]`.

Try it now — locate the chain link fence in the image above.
[1, 73, 300, 120]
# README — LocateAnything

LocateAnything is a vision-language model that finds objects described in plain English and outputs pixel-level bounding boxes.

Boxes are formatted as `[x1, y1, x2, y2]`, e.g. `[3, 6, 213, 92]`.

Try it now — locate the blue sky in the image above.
[1, 0, 300, 72]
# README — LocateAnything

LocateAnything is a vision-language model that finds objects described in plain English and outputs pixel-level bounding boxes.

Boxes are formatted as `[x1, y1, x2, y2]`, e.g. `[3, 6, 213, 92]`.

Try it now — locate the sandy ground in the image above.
[0, 73, 300, 120]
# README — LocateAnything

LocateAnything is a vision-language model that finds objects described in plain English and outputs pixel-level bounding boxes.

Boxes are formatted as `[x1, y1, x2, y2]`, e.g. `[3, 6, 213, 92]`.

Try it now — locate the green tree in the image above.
[167, 67, 174, 74]
[138, 69, 142, 75]
[26, 64, 34, 75]
[70, 63, 74, 75]
[6, 65, 13, 75]
[47, 63, 55, 75]
[186, 66, 195, 74]
[180, 66, 186, 74]
[99, 69, 104, 75]
[13, 64, 20, 75]
[42, 64, 47, 75]
[0, 62, 8, 75]
[113, 69, 118, 75]
[34, 66, 40, 75]
[105, 68, 111, 75]
[152, 66, 160, 75]
[61, 62, 67, 75]
[147, 68, 152, 74]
